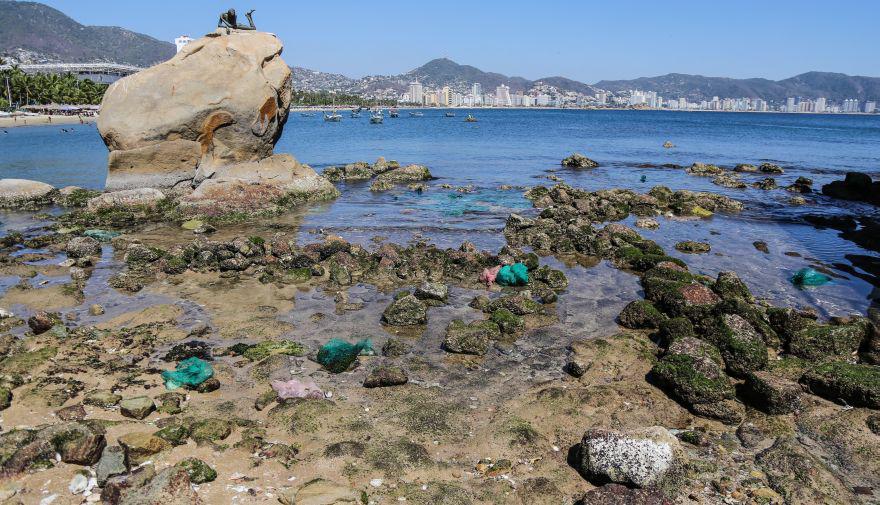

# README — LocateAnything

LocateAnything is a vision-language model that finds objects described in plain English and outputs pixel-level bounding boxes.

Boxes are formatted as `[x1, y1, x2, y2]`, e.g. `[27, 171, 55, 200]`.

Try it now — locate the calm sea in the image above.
[1, 109, 879, 315]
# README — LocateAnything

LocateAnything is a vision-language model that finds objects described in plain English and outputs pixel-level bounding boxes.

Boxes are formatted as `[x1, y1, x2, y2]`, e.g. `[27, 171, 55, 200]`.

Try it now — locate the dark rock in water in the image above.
[800, 362, 880, 408]
[96, 445, 128, 486]
[686, 162, 723, 176]
[381, 294, 428, 326]
[734, 163, 758, 173]
[712, 271, 754, 302]
[822, 172, 880, 206]
[577, 483, 672, 505]
[175, 457, 217, 483]
[753, 241, 770, 254]
[562, 153, 599, 168]
[363, 365, 408, 388]
[759, 163, 784, 174]
[413, 281, 449, 304]
[490, 308, 525, 334]
[27, 310, 60, 335]
[162, 340, 213, 362]
[618, 300, 665, 329]
[753, 177, 777, 190]
[485, 294, 542, 316]
[442, 320, 500, 355]
[674, 240, 710, 254]
[786, 176, 813, 194]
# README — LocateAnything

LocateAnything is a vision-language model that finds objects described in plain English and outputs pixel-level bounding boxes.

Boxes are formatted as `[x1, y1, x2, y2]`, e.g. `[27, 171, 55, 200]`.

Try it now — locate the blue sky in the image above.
[39, 0, 880, 81]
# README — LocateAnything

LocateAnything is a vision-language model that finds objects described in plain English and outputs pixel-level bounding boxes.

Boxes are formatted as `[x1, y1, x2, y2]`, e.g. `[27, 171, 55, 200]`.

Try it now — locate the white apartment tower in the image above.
[408, 82, 424, 105]
[174, 35, 193, 53]
[495, 84, 511, 106]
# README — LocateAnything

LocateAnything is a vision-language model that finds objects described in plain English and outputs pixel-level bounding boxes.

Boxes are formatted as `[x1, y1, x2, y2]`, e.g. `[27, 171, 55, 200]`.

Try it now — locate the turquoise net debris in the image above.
[496, 263, 529, 286]
[83, 229, 120, 242]
[317, 338, 374, 373]
[790, 267, 831, 287]
[161, 357, 214, 390]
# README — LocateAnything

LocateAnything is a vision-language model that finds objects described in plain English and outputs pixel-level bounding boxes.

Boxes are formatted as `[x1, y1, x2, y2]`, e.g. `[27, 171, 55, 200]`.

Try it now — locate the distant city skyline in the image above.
[36, 0, 880, 82]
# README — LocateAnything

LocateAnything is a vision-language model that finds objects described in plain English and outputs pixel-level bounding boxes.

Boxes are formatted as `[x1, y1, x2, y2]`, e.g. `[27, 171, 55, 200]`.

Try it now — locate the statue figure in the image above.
[218, 8, 256, 31]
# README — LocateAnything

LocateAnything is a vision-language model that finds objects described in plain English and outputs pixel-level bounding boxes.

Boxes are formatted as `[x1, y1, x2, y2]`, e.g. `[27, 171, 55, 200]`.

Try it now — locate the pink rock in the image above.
[479, 265, 502, 286]
[271, 379, 323, 399]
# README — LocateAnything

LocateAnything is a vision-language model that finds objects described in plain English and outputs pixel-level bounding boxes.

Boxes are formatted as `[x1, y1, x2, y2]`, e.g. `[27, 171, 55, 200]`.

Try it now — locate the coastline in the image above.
[0, 114, 97, 129]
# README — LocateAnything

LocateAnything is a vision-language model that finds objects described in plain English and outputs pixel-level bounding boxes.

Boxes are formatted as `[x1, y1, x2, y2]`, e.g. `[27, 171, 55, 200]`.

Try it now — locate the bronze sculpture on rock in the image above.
[218, 8, 256, 31]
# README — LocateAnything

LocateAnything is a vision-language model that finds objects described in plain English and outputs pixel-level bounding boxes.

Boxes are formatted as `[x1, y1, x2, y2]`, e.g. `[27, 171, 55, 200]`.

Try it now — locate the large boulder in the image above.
[0, 179, 55, 209]
[98, 29, 293, 190]
[578, 426, 685, 488]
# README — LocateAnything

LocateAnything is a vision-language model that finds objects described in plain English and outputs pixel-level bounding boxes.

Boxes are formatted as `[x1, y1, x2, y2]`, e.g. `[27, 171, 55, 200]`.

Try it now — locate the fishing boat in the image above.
[409, 111, 424, 117]
[445, 111, 456, 117]
[369, 108, 384, 124]
[464, 114, 478, 122]
[389, 108, 400, 118]
[324, 110, 342, 122]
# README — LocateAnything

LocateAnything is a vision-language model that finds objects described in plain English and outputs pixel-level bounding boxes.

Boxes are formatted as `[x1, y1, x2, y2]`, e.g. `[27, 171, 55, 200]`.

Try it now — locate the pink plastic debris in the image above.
[480, 265, 502, 286]
[271, 378, 324, 399]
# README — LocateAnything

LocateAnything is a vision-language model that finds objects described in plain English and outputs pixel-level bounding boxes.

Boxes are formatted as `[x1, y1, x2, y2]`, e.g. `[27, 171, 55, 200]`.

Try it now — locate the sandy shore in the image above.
[0, 114, 96, 128]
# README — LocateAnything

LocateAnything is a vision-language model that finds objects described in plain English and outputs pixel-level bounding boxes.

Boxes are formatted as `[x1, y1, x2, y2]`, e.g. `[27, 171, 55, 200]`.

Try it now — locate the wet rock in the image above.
[490, 308, 525, 334]
[686, 162, 723, 176]
[618, 300, 665, 329]
[800, 362, 879, 408]
[84, 389, 122, 408]
[101, 464, 156, 505]
[743, 370, 803, 414]
[578, 426, 685, 487]
[117, 466, 202, 504]
[118, 432, 170, 465]
[674, 240, 710, 254]
[155, 423, 191, 446]
[753, 177, 778, 190]
[195, 377, 221, 393]
[66, 236, 102, 259]
[1, 421, 106, 474]
[822, 172, 880, 206]
[0, 178, 55, 209]
[576, 483, 672, 505]
[55, 403, 86, 421]
[759, 163, 784, 174]
[190, 418, 233, 444]
[119, 396, 156, 420]
[89, 303, 105, 316]
[162, 340, 213, 362]
[369, 164, 433, 191]
[634, 218, 659, 230]
[753, 240, 769, 253]
[562, 153, 599, 168]
[363, 365, 408, 388]
[786, 176, 813, 194]
[381, 338, 411, 358]
[278, 478, 361, 505]
[27, 310, 60, 335]
[485, 294, 542, 315]
[175, 457, 217, 484]
[713, 173, 747, 189]
[756, 436, 854, 504]
[712, 271, 754, 302]
[442, 320, 500, 355]
[381, 294, 428, 326]
[713, 313, 768, 378]
[124, 243, 161, 266]
[734, 163, 758, 173]
[96, 445, 128, 486]
[413, 281, 449, 305]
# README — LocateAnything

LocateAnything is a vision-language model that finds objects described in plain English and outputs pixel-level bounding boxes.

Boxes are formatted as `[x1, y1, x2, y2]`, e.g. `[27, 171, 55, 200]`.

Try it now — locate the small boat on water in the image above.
[369, 108, 384, 124]
[464, 114, 478, 122]
[350, 111, 361, 118]
[445, 111, 456, 117]
[389, 108, 400, 118]
[409, 111, 424, 117]
[324, 110, 342, 122]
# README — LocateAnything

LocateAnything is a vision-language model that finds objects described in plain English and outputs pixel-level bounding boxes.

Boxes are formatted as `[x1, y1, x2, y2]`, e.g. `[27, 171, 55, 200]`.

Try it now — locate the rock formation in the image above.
[97, 29, 335, 208]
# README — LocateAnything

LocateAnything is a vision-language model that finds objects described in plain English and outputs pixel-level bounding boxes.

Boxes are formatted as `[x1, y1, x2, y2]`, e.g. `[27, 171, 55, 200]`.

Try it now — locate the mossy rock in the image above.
[242, 340, 306, 361]
[712, 313, 769, 378]
[712, 271, 754, 302]
[485, 295, 541, 316]
[651, 339, 734, 407]
[657, 317, 695, 348]
[532, 265, 568, 291]
[189, 418, 233, 444]
[155, 424, 191, 446]
[490, 309, 525, 335]
[175, 457, 217, 483]
[675, 241, 711, 254]
[800, 362, 880, 408]
[442, 320, 500, 355]
[788, 321, 869, 362]
[0, 346, 57, 375]
[618, 300, 666, 330]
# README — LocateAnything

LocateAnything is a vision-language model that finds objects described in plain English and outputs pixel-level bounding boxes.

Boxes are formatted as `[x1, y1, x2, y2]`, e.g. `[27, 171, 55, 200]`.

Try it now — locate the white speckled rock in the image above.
[86, 188, 166, 211]
[0, 179, 55, 208]
[579, 426, 684, 487]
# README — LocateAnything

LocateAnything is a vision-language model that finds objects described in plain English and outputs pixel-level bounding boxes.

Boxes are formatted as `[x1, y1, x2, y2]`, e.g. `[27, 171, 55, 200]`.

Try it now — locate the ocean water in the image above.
[1, 109, 879, 315]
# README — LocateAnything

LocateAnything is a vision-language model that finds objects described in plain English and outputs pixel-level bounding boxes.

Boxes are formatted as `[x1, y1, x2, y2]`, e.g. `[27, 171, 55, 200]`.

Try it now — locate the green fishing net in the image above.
[162, 357, 214, 390]
[791, 267, 831, 287]
[317, 338, 374, 373]
[497, 263, 529, 286]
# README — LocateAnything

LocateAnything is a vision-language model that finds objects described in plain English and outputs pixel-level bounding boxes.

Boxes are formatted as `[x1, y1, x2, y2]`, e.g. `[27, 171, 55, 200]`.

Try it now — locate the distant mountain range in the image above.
[0, 0, 174, 67]
[2, 1, 878, 103]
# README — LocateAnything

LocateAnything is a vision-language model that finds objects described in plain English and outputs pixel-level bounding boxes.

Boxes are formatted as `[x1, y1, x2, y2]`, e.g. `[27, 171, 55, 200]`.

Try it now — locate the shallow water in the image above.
[1, 110, 879, 316]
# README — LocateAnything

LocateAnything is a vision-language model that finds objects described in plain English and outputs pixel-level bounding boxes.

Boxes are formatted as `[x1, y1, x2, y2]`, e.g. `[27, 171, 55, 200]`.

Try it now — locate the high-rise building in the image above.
[678, 97, 687, 110]
[866, 101, 877, 113]
[595, 92, 607, 105]
[407, 82, 424, 105]
[842, 99, 860, 113]
[495, 84, 511, 106]
[786, 97, 796, 112]
[440, 86, 452, 106]
[815, 97, 826, 113]
[174, 35, 193, 53]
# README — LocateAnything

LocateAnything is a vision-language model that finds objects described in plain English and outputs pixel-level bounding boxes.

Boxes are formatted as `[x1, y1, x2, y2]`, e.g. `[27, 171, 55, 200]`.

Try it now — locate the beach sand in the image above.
[0, 114, 96, 128]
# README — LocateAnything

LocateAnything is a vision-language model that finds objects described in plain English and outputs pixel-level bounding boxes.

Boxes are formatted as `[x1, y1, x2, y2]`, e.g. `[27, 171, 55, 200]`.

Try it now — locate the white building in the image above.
[495, 84, 511, 106]
[174, 35, 193, 53]
[815, 97, 826, 113]
[472, 83, 482, 105]
[866, 101, 877, 113]
[842, 99, 860, 113]
[407, 82, 424, 105]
